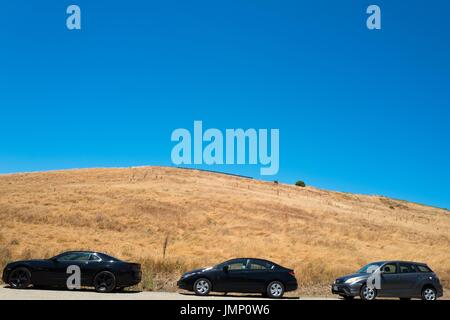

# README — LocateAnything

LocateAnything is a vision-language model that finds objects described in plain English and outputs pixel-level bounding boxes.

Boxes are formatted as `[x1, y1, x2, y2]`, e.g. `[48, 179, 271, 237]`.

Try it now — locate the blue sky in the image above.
[1, 1, 449, 209]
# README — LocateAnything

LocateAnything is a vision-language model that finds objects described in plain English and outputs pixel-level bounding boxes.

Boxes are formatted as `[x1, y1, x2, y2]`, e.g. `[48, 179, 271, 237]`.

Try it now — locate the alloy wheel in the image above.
[9, 268, 31, 289]
[267, 281, 284, 298]
[422, 288, 436, 301]
[361, 285, 376, 301]
[94, 271, 116, 293]
[194, 279, 211, 296]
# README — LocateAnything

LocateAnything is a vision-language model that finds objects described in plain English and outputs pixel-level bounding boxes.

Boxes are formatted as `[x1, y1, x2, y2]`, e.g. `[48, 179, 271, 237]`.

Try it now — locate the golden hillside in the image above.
[0, 167, 449, 295]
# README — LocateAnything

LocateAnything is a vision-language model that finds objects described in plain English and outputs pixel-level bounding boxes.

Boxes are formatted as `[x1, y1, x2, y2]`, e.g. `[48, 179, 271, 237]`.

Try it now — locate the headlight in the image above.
[345, 277, 365, 285]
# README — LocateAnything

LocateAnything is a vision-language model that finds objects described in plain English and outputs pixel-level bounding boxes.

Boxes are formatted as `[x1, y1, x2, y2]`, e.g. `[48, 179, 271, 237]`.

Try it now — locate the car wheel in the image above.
[267, 281, 285, 299]
[8, 267, 32, 289]
[93, 271, 116, 293]
[421, 287, 437, 301]
[360, 284, 377, 301]
[193, 278, 211, 296]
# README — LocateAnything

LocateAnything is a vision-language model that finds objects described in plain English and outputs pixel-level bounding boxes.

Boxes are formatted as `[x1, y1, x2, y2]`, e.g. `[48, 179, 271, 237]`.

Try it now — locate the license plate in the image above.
[333, 285, 338, 291]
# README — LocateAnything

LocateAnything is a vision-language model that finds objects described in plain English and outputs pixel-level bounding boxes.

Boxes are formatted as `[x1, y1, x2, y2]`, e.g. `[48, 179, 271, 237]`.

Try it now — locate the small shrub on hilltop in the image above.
[295, 180, 306, 187]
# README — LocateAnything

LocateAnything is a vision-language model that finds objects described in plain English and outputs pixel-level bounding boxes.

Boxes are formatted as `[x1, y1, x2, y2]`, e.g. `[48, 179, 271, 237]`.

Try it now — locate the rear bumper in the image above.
[285, 280, 298, 292]
[116, 270, 142, 287]
[436, 284, 444, 298]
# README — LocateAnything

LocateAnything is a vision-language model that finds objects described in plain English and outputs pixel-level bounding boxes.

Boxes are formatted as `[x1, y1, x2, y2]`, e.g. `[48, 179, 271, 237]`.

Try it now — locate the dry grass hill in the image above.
[0, 167, 449, 297]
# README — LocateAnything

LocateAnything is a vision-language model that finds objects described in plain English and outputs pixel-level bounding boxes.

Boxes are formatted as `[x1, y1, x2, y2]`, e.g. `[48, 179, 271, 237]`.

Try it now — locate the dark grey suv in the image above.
[332, 261, 443, 301]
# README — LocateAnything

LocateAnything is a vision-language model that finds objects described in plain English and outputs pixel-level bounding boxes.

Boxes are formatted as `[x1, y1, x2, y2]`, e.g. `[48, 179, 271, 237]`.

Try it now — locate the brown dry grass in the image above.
[0, 167, 449, 297]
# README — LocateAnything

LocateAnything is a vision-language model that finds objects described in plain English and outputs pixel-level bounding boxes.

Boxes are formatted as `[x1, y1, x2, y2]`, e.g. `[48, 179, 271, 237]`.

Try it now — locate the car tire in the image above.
[267, 281, 285, 299]
[8, 267, 32, 289]
[421, 287, 437, 301]
[93, 271, 116, 293]
[360, 284, 377, 301]
[193, 278, 212, 296]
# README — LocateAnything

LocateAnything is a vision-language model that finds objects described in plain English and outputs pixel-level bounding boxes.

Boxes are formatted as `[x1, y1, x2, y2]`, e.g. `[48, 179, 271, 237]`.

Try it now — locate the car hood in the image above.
[336, 273, 370, 284]
[5, 259, 49, 268]
[182, 267, 213, 277]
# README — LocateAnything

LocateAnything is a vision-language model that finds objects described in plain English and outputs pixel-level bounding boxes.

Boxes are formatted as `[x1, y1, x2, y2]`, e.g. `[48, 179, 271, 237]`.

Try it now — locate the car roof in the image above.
[225, 258, 280, 265]
[57, 250, 108, 257]
[59, 250, 96, 254]
[372, 260, 428, 266]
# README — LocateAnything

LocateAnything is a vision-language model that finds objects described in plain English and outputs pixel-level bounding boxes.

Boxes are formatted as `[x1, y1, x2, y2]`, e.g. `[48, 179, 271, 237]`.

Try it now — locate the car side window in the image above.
[399, 263, 416, 273]
[227, 261, 247, 271]
[249, 260, 273, 271]
[57, 252, 91, 262]
[89, 254, 101, 261]
[416, 265, 432, 273]
[249, 263, 267, 270]
[382, 263, 397, 274]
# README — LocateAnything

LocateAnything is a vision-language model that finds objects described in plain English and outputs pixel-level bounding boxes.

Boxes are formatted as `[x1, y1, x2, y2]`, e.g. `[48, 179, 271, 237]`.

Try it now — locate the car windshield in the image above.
[358, 263, 383, 274]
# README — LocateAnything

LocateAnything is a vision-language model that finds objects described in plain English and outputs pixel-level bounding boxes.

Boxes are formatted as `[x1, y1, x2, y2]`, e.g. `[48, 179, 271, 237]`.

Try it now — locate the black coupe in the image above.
[177, 258, 298, 298]
[2, 251, 142, 293]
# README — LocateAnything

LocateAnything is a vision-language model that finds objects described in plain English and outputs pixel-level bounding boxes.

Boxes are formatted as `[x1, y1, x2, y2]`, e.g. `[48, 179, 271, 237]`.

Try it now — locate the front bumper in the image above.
[177, 279, 192, 291]
[331, 283, 361, 297]
[2, 268, 10, 284]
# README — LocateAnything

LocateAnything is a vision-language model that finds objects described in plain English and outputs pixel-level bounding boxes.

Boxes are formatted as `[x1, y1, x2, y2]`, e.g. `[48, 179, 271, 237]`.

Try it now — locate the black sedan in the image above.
[177, 258, 298, 298]
[2, 251, 141, 293]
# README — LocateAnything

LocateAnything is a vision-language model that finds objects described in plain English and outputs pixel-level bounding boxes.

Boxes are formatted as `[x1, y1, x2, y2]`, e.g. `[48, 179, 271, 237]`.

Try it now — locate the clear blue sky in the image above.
[1, 1, 449, 209]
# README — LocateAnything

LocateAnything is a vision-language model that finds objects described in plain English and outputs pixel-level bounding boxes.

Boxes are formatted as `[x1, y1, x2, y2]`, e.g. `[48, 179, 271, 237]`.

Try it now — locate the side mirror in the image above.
[223, 266, 229, 273]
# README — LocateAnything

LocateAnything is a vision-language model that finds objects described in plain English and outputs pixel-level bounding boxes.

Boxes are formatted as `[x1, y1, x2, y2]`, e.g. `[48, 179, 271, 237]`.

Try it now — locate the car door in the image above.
[246, 259, 274, 292]
[31, 260, 59, 286]
[379, 263, 401, 296]
[221, 259, 252, 292]
[78, 253, 105, 286]
[51, 252, 92, 287]
[397, 263, 417, 297]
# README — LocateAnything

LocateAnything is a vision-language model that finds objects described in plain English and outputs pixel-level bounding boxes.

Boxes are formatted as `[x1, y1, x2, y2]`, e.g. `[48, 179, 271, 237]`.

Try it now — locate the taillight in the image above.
[289, 271, 295, 277]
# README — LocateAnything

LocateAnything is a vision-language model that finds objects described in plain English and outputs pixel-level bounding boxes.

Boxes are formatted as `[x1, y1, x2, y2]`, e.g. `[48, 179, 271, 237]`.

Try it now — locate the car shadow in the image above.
[2, 284, 142, 294]
[179, 292, 300, 300]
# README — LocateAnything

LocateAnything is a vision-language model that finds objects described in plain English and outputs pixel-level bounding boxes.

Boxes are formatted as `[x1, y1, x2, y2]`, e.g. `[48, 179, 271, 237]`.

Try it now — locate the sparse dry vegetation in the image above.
[0, 167, 449, 297]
